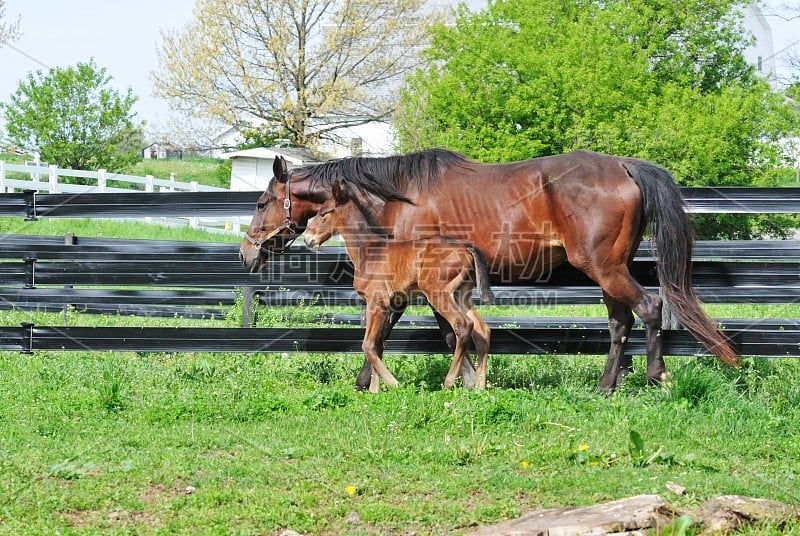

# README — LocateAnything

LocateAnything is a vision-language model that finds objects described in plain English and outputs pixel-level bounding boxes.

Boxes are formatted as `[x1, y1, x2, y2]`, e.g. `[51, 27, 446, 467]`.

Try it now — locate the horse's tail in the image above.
[468, 246, 495, 304]
[623, 160, 739, 367]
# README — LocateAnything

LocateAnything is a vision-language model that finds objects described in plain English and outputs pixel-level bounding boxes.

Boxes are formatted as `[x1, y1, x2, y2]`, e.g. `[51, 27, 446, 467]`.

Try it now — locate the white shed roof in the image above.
[221, 147, 323, 165]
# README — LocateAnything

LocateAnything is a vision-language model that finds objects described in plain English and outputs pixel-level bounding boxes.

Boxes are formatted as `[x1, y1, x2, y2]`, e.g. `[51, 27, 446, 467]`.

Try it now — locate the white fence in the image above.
[0, 160, 244, 235]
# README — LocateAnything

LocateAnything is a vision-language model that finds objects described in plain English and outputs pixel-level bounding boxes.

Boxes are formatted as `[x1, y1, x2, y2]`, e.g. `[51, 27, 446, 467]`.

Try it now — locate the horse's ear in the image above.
[273, 156, 288, 183]
[331, 180, 347, 206]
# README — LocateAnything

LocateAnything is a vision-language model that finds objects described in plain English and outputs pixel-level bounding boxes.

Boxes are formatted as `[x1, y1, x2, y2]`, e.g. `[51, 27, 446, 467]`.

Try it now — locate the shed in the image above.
[141, 141, 183, 160]
[223, 147, 323, 191]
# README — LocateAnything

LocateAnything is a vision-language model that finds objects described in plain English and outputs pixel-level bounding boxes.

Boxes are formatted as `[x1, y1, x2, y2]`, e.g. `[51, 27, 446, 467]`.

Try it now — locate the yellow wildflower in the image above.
[520, 461, 530, 468]
[345, 485, 357, 496]
[578, 444, 589, 451]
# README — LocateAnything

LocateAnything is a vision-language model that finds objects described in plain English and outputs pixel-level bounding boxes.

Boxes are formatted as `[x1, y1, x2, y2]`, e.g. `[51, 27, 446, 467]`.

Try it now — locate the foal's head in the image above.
[304, 180, 355, 251]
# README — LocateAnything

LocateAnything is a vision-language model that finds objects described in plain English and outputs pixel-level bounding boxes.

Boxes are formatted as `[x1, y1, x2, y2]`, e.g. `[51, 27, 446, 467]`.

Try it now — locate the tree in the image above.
[153, 0, 432, 149]
[775, 3, 800, 77]
[1, 60, 142, 171]
[0, 0, 19, 45]
[397, 0, 799, 238]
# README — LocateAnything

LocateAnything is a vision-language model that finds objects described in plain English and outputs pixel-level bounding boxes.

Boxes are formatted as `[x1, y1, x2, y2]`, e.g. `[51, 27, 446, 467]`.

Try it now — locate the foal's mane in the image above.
[292, 148, 474, 202]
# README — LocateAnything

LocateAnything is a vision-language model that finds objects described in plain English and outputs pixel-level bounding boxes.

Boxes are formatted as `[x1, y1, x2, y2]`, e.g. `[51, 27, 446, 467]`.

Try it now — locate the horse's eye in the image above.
[257, 202, 266, 211]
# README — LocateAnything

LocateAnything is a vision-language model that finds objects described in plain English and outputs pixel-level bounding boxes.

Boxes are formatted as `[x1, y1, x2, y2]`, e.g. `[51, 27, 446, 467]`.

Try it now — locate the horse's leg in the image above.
[637, 292, 666, 385]
[355, 305, 406, 391]
[594, 270, 666, 391]
[433, 309, 477, 388]
[466, 306, 491, 390]
[362, 299, 401, 393]
[598, 292, 635, 394]
[427, 291, 473, 389]
[457, 287, 490, 390]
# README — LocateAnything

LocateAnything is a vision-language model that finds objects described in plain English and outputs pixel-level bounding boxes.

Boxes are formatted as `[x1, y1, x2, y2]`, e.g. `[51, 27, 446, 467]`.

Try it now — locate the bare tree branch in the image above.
[152, 0, 435, 149]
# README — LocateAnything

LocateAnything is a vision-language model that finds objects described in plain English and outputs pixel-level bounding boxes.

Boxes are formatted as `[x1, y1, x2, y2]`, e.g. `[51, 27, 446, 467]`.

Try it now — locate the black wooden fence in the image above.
[0, 188, 799, 357]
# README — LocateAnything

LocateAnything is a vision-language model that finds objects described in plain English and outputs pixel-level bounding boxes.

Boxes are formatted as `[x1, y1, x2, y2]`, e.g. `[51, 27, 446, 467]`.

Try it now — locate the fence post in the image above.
[189, 181, 199, 228]
[23, 255, 36, 288]
[23, 189, 37, 221]
[145, 175, 154, 225]
[242, 286, 256, 327]
[49, 165, 58, 193]
[98, 169, 107, 192]
[169, 172, 176, 192]
[227, 217, 239, 234]
[20, 322, 34, 355]
[62, 233, 77, 322]
[0, 160, 5, 193]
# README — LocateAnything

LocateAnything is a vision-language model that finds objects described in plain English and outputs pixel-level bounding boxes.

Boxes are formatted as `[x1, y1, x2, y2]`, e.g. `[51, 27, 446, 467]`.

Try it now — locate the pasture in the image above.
[1, 179, 799, 533]
[0, 214, 798, 535]
[1, 307, 799, 535]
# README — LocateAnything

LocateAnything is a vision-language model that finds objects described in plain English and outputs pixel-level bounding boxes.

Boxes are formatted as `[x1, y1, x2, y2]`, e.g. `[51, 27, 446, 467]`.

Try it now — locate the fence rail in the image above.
[0, 323, 798, 357]
[0, 160, 227, 194]
[1, 187, 799, 357]
[1, 188, 800, 221]
[0, 161, 243, 234]
[1, 232, 799, 356]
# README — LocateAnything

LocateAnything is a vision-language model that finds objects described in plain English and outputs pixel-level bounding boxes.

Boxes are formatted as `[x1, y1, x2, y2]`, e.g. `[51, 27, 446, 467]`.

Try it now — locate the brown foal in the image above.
[304, 180, 493, 392]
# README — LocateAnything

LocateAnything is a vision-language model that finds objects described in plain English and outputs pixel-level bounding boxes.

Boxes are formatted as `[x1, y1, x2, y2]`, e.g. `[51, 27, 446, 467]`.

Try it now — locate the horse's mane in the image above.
[292, 148, 474, 202]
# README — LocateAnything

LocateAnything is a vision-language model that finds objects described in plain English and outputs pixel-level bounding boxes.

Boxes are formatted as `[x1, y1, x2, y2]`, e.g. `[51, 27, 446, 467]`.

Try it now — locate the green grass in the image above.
[0, 347, 798, 535]
[0, 299, 798, 534]
[0, 217, 241, 243]
[1, 198, 798, 533]
[128, 158, 231, 189]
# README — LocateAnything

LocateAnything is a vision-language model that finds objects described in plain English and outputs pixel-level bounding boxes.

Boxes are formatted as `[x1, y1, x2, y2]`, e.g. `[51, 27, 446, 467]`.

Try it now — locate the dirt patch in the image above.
[59, 507, 162, 530]
[59, 479, 196, 530]
[138, 480, 196, 507]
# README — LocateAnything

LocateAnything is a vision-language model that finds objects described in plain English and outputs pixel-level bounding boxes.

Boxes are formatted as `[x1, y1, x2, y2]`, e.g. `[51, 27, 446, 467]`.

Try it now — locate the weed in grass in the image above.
[174, 355, 218, 382]
[97, 355, 128, 412]
[49, 459, 97, 480]
[662, 360, 730, 407]
[303, 388, 351, 411]
[295, 353, 359, 385]
[655, 514, 694, 536]
[627, 429, 675, 467]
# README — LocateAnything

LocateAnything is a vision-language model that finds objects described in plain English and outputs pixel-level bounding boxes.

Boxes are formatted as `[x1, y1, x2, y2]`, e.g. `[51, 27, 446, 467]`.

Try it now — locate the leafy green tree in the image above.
[1, 60, 142, 171]
[397, 0, 798, 238]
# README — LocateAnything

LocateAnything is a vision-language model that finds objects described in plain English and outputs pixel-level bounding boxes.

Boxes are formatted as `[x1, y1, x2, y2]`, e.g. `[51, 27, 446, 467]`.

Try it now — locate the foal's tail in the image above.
[623, 160, 739, 367]
[467, 246, 495, 304]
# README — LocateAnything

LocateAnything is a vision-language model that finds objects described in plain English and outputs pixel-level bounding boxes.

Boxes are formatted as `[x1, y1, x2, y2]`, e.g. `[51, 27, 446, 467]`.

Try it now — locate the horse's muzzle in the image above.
[304, 237, 321, 252]
[239, 247, 262, 273]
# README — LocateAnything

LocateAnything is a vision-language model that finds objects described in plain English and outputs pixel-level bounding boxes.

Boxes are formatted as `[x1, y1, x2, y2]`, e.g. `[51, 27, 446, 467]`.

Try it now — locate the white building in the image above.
[742, 3, 776, 78]
[211, 120, 395, 161]
[313, 120, 396, 158]
[224, 147, 323, 192]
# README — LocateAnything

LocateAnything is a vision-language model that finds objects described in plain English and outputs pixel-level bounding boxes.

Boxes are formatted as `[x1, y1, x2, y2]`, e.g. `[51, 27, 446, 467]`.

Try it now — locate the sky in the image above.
[0, 0, 797, 142]
[0, 0, 196, 133]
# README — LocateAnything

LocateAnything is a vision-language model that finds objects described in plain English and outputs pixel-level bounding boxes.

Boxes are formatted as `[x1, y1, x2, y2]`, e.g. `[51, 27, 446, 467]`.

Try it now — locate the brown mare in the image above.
[304, 179, 494, 392]
[240, 149, 739, 393]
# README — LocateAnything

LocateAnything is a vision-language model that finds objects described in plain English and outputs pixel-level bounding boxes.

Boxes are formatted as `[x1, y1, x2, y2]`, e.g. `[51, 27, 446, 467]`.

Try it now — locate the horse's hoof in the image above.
[597, 381, 616, 396]
[647, 370, 671, 388]
[658, 371, 672, 390]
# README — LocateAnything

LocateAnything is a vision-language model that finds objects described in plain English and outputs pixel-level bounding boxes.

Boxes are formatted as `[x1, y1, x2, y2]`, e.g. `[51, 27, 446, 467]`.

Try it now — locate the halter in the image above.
[243, 175, 298, 255]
